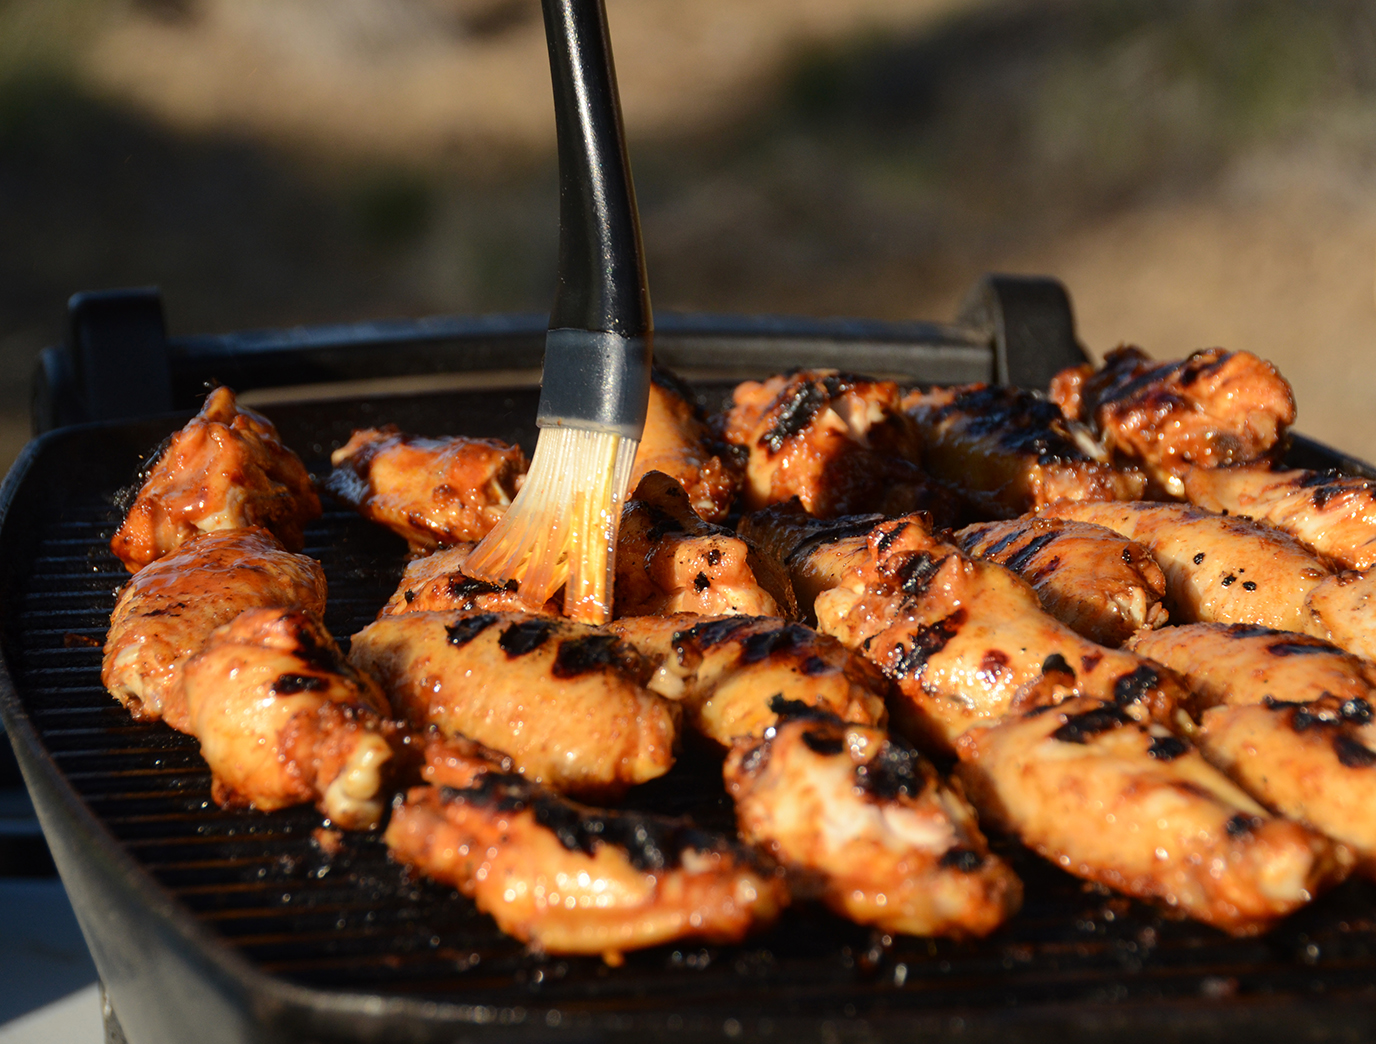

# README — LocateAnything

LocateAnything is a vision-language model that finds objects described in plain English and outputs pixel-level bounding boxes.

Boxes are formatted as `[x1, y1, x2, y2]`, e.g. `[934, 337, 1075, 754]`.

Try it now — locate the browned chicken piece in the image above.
[1306, 570, 1376, 662]
[1184, 464, 1376, 570]
[615, 472, 795, 619]
[725, 704, 1021, 938]
[1199, 698, 1376, 878]
[349, 611, 678, 799]
[103, 527, 327, 731]
[385, 773, 788, 962]
[956, 697, 1351, 934]
[1128, 623, 1376, 714]
[737, 501, 882, 620]
[111, 386, 321, 572]
[720, 369, 953, 520]
[325, 426, 526, 552]
[629, 370, 744, 524]
[1040, 501, 1333, 634]
[607, 614, 887, 745]
[957, 517, 1168, 647]
[379, 544, 559, 617]
[181, 607, 395, 830]
[1051, 346, 1296, 498]
[902, 384, 1144, 520]
[814, 515, 1184, 754]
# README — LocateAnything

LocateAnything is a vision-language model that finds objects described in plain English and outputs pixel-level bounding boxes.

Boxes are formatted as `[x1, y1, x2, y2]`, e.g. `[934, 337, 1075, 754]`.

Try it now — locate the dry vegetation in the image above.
[1, 0, 1374, 464]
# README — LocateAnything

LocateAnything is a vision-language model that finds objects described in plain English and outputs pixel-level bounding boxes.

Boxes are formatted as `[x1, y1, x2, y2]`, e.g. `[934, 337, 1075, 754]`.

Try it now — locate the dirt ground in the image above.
[1, 0, 1373, 464]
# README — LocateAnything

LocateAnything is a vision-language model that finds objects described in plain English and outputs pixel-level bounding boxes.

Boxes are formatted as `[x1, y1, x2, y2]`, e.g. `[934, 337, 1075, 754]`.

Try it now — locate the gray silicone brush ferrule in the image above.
[536, 328, 652, 438]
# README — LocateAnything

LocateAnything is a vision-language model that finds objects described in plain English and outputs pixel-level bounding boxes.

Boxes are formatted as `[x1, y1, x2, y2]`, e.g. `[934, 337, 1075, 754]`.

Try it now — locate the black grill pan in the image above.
[5, 287, 1376, 1043]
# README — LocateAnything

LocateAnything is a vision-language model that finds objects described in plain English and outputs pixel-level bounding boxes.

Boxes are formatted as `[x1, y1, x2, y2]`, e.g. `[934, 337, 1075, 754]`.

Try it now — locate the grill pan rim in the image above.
[5, 386, 1376, 1042]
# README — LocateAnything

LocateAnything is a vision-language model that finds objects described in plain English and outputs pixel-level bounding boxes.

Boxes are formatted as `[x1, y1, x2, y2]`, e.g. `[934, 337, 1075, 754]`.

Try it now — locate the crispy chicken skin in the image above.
[1199, 698, 1376, 878]
[1184, 465, 1376, 570]
[1128, 623, 1376, 714]
[1040, 501, 1332, 634]
[385, 774, 788, 962]
[181, 608, 394, 830]
[1306, 570, 1376, 661]
[111, 387, 321, 572]
[325, 427, 526, 551]
[103, 527, 327, 731]
[725, 706, 1021, 938]
[615, 472, 795, 619]
[814, 515, 1184, 754]
[630, 370, 744, 524]
[737, 501, 882, 620]
[957, 517, 1168, 647]
[379, 544, 558, 617]
[956, 697, 1351, 934]
[721, 369, 952, 520]
[349, 611, 678, 799]
[1051, 346, 1296, 497]
[902, 384, 1143, 519]
[607, 615, 887, 745]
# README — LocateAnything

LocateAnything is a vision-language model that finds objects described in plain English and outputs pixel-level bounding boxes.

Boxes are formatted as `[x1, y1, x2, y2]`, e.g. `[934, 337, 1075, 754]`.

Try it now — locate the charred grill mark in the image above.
[800, 655, 832, 677]
[1112, 665, 1160, 706]
[681, 617, 754, 649]
[976, 527, 1026, 560]
[1267, 640, 1331, 657]
[552, 635, 623, 679]
[1052, 704, 1131, 744]
[444, 776, 724, 872]
[895, 551, 946, 598]
[446, 613, 499, 647]
[1221, 574, 1237, 587]
[1226, 813, 1261, 837]
[498, 620, 555, 657]
[706, 548, 722, 566]
[693, 572, 711, 592]
[740, 625, 812, 665]
[787, 516, 885, 566]
[1335, 735, 1376, 769]
[944, 386, 1084, 464]
[939, 847, 986, 871]
[446, 575, 506, 601]
[886, 610, 967, 679]
[271, 673, 329, 695]
[1230, 624, 1281, 639]
[762, 382, 829, 452]
[1291, 707, 1319, 733]
[291, 620, 351, 675]
[856, 739, 926, 801]
[801, 729, 845, 756]
[768, 694, 830, 724]
[1341, 698, 1373, 725]
[1042, 653, 1074, 677]
[1194, 552, 1206, 565]
[1242, 581, 1257, 591]
[1005, 532, 1061, 574]
[1147, 734, 1189, 761]
[1028, 555, 1063, 586]
[876, 522, 910, 555]
[642, 504, 686, 543]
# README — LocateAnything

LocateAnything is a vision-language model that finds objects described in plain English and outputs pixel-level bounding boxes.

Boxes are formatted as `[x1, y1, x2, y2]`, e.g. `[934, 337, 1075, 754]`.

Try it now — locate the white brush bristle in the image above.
[464, 426, 638, 624]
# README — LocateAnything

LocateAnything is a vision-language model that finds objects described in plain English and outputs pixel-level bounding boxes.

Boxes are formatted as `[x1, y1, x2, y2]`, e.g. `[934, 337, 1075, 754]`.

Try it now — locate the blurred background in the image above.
[2, 0, 1375, 465]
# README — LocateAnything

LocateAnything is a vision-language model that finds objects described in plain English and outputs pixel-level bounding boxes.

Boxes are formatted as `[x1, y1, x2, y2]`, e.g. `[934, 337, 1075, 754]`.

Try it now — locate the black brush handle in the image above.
[541, 0, 650, 337]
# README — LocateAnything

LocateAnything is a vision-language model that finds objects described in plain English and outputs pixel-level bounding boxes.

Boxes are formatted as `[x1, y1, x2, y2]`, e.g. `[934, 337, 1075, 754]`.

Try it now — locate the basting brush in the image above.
[463, 0, 652, 625]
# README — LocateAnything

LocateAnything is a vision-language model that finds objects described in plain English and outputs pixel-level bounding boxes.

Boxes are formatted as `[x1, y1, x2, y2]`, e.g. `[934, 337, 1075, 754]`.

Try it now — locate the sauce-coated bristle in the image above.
[465, 427, 638, 624]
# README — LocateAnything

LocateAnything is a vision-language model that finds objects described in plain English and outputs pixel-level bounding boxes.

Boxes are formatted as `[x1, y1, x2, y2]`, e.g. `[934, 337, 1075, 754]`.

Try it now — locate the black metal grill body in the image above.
[4, 294, 1376, 1043]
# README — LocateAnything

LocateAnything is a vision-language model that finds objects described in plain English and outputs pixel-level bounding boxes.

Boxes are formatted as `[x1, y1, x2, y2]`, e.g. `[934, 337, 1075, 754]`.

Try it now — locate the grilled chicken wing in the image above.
[1051, 346, 1295, 497]
[615, 472, 794, 619]
[379, 544, 558, 617]
[902, 384, 1143, 519]
[385, 773, 788, 962]
[814, 516, 1184, 754]
[630, 370, 744, 524]
[1198, 698, 1376, 877]
[720, 369, 951, 520]
[111, 387, 321, 572]
[181, 607, 395, 830]
[724, 706, 1021, 938]
[956, 697, 1350, 934]
[1040, 501, 1332, 634]
[1184, 465, 1376, 570]
[1128, 623, 1376, 714]
[103, 527, 327, 731]
[607, 614, 887, 745]
[957, 517, 1167, 646]
[1306, 570, 1376, 661]
[737, 502, 880, 620]
[349, 611, 678, 799]
[325, 427, 526, 551]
